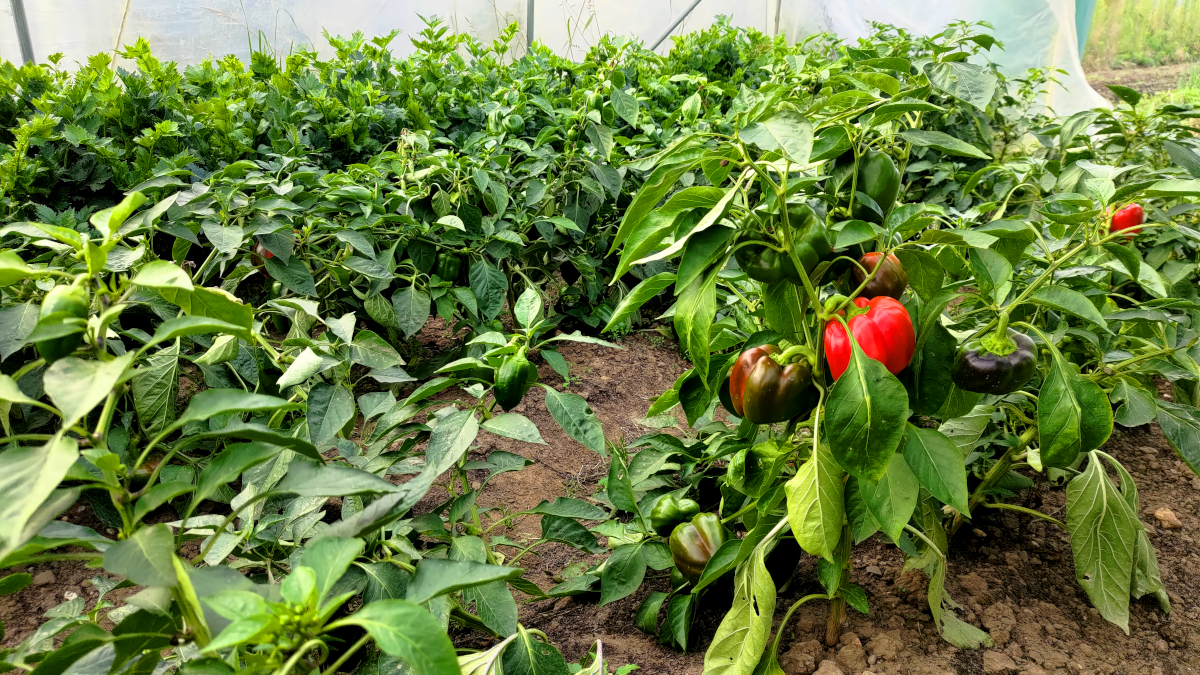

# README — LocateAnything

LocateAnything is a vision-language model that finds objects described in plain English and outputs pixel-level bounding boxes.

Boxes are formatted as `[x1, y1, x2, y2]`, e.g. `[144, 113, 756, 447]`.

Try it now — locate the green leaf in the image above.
[0, 302, 38, 361]
[1110, 377, 1157, 427]
[611, 88, 640, 127]
[1065, 452, 1140, 633]
[855, 452, 918, 542]
[133, 481, 195, 522]
[361, 561, 411, 603]
[902, 425, 970, 513]
[469, 261, 508, 321]
[425, 410, 480, 475]
[464, 580, 518, 637]
[103, 524, 176, 588]
[541, 386, 606, 455]
[308, 383, 355, 448]
[131, 260, 194, 291]
[900, 130, 990, 160]
[600, 542, 646, 606]
[481, 413, 546, 445]
[539, 515, 604, 554]
[603, 272, 676, 333]
[762, 281, 805, 343]
[0, 251, 37, 287]
[967, 248, 1012, 302]
[405, 559, 523, 604]
[147, 316, 250, 345]
[277, 347, 322, 388]
[1106, 84, 1142, 107]
[329, 600, 458, 675]
[610, 159, 701, 253]
[826, 339, 909, 482]
[0, 435, 79, 557]
[1164, 140, 1200, 178]
[606, 453, 639, 514]
[132, 343, 180, 435]
[1144, 179, 1200, 197]
[1155, 400, 1200, 474]
[702, 546, 776, 675]
[301, 536, 366, 604]
[922, 61, 998, 110]
[393, 286, 431, 338]
[44, 354, 136, 429]
[350, 331, 404, 370]
[738, 110, 813, 164]
[500, 625, 571, 675]
[675, 225, 734, 293]
[674, 273, 717, 384]
[785, 445, 845, 562]
[192, 442, 282, 508]
[661, 594, 698, 651]
[1029, 286, 1108, 332]
[177, 389, 295, 428]
[531, 497, 607, 521]
[159, 286, 254, 329]
[513, 287, 543, 328]
[1038, 349, 1113, 467]
[636, 591, 668, 635]
[894, 249, 944, 301]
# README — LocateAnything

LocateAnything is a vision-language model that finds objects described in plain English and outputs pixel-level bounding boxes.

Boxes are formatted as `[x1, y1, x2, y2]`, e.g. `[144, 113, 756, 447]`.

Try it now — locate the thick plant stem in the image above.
[825, 521, 852, 647]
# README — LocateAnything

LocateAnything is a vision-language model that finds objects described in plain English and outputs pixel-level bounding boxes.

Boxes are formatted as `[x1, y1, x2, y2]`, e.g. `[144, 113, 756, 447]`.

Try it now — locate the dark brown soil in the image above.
[5, 324, 1200, 675]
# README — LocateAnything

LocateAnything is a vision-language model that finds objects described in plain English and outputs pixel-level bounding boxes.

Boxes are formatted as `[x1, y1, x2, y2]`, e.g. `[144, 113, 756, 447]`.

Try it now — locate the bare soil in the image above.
[1087, 62, 1197, 102]
[5, 325, 1200, 675]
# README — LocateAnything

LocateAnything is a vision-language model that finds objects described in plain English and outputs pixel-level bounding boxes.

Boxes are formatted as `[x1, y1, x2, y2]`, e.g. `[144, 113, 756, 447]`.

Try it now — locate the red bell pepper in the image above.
[1110, 203, 1144, 239]
[823, 296, 915, 380]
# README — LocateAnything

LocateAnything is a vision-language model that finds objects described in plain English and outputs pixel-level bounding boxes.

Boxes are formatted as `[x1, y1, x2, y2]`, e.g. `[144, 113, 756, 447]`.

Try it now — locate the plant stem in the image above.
[320, 634, 371, 675]
[980, 502, 1065, 528]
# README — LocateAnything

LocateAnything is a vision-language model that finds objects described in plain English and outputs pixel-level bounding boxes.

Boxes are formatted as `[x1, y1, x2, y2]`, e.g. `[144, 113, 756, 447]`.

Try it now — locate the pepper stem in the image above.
[774, 344, 816, 368]
[979, 312, 1017, 356]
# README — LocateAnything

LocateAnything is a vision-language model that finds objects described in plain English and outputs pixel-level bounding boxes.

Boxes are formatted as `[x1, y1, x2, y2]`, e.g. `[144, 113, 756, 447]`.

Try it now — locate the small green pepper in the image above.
[650, 494, 701, 536]
[494, 346, 538, 410]
[851, 150, 901, 223]
[35, 284, 89, 363]
[669, 512, 728, 581]
[434, 252, 463, 282]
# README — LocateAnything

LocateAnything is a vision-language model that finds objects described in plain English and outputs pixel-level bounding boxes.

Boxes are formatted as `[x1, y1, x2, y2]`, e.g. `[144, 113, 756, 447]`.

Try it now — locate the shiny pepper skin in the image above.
[851, 150, 901, 223]
[823, 297, 916, 380]
[35, 284, 89, 363]
[494, 347, 538, 410]
[650, 494, 701, 536]
[728, 345, 816, 424]
[1110, 203, 1144, 239]
[669, 512, 728, 581]
[852, 252, 907, 299]
[951, 328, 1038, 394]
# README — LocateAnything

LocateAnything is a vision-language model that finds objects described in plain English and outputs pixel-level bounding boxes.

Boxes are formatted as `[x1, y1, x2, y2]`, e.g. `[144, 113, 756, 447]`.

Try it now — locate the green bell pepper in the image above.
[669, 512, 728, 581]
[35, 284, 89, 363]
[494, 346, 538, 411]
[851, 150, 900, 223]
[733, 204, 833, 286]
[650, 494, 701, 536]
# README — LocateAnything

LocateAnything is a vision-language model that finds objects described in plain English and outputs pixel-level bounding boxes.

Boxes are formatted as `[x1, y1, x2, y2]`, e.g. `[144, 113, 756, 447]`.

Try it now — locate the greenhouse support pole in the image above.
[10, 0, 33, 64]
[526, 0, 535, 50]
[648, 0, 703, 51]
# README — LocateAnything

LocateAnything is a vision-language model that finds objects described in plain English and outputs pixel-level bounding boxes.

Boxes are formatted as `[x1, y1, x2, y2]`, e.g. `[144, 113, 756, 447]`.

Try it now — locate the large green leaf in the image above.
[1038, 349, 1113, 467]
[301, 536, 365, 605]
[405, 559, 523, 604]
[922, 60, 998, 110]
[103, 524, 176, 588]
[674, 273, 717, 384]
[176, 389, 295, 428]
[1155, 399, 1200, 474]
[702, 546, 776, 675]
[500, 625, 571, 675]
[0, 435, 78, 557]
[132, 343, 180, 435]
[599, 542, 646, 606]
[44, 354, 137, 429]
[328, 600, 458, 675]
[902, 425, 970, 513]
[738, 110, 813, 164]
[900, 129, 990, 159]
[603, 272, 676, 333]
[785, 445, 844, 562]
[826, 338, 909, 481]
[1065, 452, 1140, 633]
[191, 442, 282, 508]
[541, 386, 605, 455]
[855, 452, 918, 542]
[308, 383, 355, 449]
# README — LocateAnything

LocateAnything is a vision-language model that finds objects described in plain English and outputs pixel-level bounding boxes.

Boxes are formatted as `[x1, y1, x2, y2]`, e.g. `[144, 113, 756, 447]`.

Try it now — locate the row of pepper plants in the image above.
[0, 14, 1199, 675]
[592, 21, 1200, 672]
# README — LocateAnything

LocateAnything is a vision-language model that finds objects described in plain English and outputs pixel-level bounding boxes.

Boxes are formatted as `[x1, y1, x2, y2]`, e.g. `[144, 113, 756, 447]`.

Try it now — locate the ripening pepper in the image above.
[669, 512, 728, 581]
[1110, 203, 1144, 240]
[494, 346, 538, 410]
[503, 114, 525, 134]
[728, 344, 817, 424]
[952, 327, 1037, 394]
[851, 150, 901, 223]
[650, 494, 701, 536]
[35, 284, 89, 363]
[852, 252, 908, 299]
[823, 296, 916, 380]
[434, 252, 463, 282]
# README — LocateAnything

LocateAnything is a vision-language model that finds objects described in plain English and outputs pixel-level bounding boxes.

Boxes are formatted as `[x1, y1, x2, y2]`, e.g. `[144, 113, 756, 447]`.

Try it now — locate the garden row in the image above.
[1, 16, 1200, 675]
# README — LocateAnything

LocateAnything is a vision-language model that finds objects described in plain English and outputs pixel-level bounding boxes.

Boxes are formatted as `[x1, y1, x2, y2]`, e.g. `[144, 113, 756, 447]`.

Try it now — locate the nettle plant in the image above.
[590, 22, 1200, 672]
[0, 189, 632, 674]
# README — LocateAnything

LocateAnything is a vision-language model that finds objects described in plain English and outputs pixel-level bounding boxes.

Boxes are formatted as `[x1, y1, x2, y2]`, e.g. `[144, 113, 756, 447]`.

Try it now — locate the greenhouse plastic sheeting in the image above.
[0, 0, 1107, 114]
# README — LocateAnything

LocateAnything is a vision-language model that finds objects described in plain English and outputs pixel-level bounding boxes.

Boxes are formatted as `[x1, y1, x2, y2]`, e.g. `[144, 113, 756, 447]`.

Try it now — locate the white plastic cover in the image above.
[0, 0, 1106, 114]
